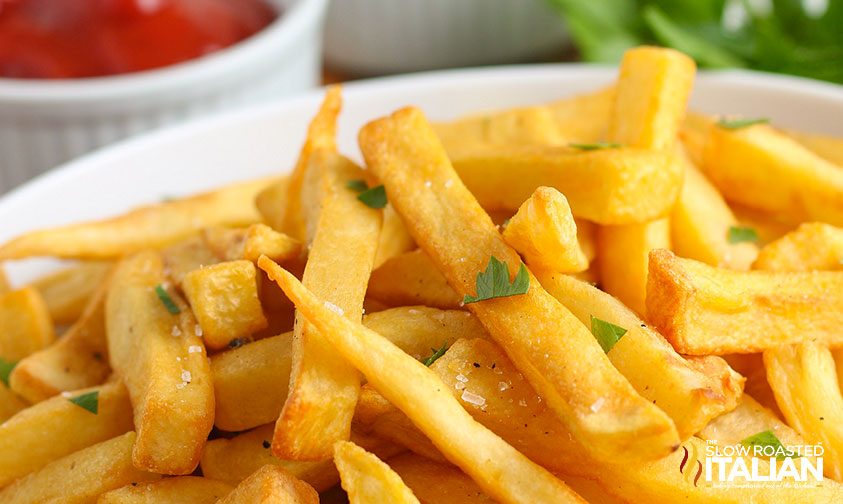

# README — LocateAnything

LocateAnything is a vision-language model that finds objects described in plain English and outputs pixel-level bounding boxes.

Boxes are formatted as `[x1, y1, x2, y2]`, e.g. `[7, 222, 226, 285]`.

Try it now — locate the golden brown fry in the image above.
[764, 342, 843, 480]
[701, 121, 843, 226]
[451, 144, 682, 225]
[106, 251, 214, 474]
[646, 249, 843, 354]
[10, 273, 111, 403]
[97, 477, 233, 504]
[360, 106, 679, 462]
[546, 86, 615, 143]
[0, 286, 55, 361]
[161, 236, 220, 287]
[754, 222, 843, 272]
[730, 203, 797, 246]
[0, 380, 132, 487]
[0, 432, 160, 504]
[671, 145, 758, 270]
[698, 394, 805, 450]
[273, 151, 381, 461]
[30, 261, 112, 325]
[722, 354, 781, 416]
[0, 383, 26, 424]
[374, 205, 415, 268]
[388, 453, 495, 504]
[254, 177, 289, 232]
[536, 271, 743, 439]
[183, 260, 268, 350]
[501, 187, 587, 273]
[0, 178, 273, 261]
[335, 441, 420, 504]
[280, 86, 342, 240]
[367, 250, 462, 309]
[785, 129, 843, 167]
[203, 224, 301, 264]
[218, 465, 320, 504]
[261, 257, 591, 504]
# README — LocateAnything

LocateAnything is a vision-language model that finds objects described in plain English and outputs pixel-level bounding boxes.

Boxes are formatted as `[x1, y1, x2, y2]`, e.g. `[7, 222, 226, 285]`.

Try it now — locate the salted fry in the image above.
[262, 257, 590, 503]
[218, 465, 319, 504]
[701, 121, 843, 226]
[106, 250, 214, 474]
[0, 286, 55, 361]
[646, 249, 843, 354]
[754, 222, 843, 272]
[272, 151, 381, 461]
[30, 261, 111, 325]
[335, 441, 419, 504]
[10, 273, 111, 403]
[98, 476, 233, 504]
[0, 432, 160, 504]
[359, 107, 678, 461]
[501, 187, 587, 273]
[451, 145, 681, 225]
[367, 250, 462, 309]
[203, 224, 301, 263]
[388, 453, 495, 504]
[698, 395, 806, 450]
[0, 178, 273, 261]
[671, 145, 758, 270]
[183, 260, 268, 350]
[536, 271, 743, 439]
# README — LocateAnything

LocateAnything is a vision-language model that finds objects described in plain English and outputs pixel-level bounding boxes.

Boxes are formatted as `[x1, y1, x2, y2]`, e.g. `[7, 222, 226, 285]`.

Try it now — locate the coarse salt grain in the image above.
[194, 324, 203, 337]
[590, 397, 606, 413]
[324, 301, 344, 316]
[181, 370, 192, 383]
[455, 374, 468, 383]
[461, 390, 486, 407]
[171, 326, 182, 337]
[188, 345, 203, 354]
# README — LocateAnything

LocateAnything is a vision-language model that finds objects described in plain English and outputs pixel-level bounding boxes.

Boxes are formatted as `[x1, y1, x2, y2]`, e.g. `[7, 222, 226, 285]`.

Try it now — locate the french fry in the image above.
[546, 86, 615, 143]
[359, 107, 679, 461]
[598, 47, 695, 314]
[161, 236, 220, 287]
[335, 441, 420, 504]
[730, 203, 797, 246]
[0, 178, 273, 261]
[262, 257, 592, 503]
[753, 222, 843, 272]
[374, 205, 415, 268]
[698, 395, 806, 450]
[367, 250, 462, 309]
[501, 187, 588, 273]
[182, 260, 268, 350]
[764, 343, 843, 480]
[98, 477, 233, 504]
[203, 224, 301, 264]
[450, 144, 682, 225]
[536, 271, 743, 439]
[217, 465, 319, 504]
[722, 354, 781, 416]
[0, 380, 134, 487]
[0, 263, 9, 293]
[0, 286, 55, 361]
[700, 121, 843, 226]
[272, 151, 381, 461]
[280, 86, 342, 241]
[0, 383, 26, 424]
[254, 177, 289, 232]
[106, 251, 214, 474]
[30, 261, 111, 325]
[0, 432, 160, 504]
[785, 129, 843, 167]
[646, 249, 843, 354]
[680, 112, 711, 165]
[10, 273, 111, 403]
[388, 453, 495, 504]
[671, 145, 758, 270]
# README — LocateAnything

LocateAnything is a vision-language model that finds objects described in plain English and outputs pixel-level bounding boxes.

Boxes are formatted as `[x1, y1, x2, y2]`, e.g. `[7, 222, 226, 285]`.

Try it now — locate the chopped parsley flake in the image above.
[423, 343, 449, 367]
[590, 316, 627, 353]
[717, 117, 770, 130]
[346, 179, 368, 192]
[358, 185, 387, 209]
[569, 142, 622, 151]
[741, 430, 797, 459]
[727, 226, 759, 244]
[0, 358, 17, 387]
[463, 256, 529, 304]
[155, 284, 180, 315]
[68, 390, 99, 414]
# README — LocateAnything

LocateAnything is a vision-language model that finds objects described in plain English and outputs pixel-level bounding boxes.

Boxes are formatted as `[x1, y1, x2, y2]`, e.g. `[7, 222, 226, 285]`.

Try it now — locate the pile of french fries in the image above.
[1, 45, 842, 503]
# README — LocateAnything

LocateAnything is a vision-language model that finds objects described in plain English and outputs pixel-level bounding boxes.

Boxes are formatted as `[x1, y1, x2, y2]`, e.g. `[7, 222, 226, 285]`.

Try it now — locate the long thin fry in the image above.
[334, 441, 420, 504]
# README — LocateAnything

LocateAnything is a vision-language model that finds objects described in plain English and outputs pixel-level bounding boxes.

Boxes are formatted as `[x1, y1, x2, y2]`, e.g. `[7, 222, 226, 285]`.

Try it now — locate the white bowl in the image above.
[323, 0, 569, 76]
[0, 0, 328, 194]
[2, 65, 842, 284]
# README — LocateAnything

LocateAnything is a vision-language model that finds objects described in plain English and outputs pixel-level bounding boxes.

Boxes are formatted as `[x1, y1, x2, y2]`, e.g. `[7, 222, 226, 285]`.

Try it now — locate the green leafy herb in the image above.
[590, 316, 628, 353]
[0, 358, 17, 387]
[155, 284, 181, 315]
[68, 391, 99, 414]
[463, 256, 530, 304]
[717, 117, 770, 130]
[357, 185, 387, 209]
[423, 343, 449, 367]
[741, 430, 797, 459]
[346, 179, 368, 192]
[727, 226, 759, 244]
[569, 142, 622, 151]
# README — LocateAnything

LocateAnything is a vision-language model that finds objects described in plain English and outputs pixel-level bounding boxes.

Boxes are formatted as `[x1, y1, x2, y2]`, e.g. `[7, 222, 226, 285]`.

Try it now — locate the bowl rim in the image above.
[0, 0, 328, 106]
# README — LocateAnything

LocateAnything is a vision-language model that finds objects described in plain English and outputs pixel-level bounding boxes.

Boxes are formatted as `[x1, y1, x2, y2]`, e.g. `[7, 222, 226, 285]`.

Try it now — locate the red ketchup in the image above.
[0, 0, 278, 79]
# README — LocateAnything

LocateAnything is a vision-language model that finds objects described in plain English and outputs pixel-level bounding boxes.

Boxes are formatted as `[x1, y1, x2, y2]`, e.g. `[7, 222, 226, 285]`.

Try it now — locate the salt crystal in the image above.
[498, 381, 509, 391]
[590, 397, 606, 413]
[188, 345, 203, 354]
[444, 179, 453, 188]
[455, 382, 466, 391]
[518, 399, 528, 407]
[455, 374, 468, 383]
[424, 180, 432, 188]
[461, 390, 486, 407]
[194, 324, 203, 337]
[171, 326, 182, 337]
[324, 301, 344, 316]
[181, 370, 192, 383]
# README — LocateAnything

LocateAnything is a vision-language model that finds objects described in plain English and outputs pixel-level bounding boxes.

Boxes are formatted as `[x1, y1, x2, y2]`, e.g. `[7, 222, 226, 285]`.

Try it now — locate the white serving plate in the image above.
[2, 65, 842, 285]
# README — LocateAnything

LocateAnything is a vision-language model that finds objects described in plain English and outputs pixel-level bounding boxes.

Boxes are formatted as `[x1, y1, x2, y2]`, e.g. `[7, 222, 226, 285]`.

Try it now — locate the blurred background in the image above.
[0, 0, 840, 193]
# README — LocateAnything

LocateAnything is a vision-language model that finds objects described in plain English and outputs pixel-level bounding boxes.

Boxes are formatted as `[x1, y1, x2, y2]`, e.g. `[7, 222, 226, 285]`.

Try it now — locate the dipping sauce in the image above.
[0, 0, 278, 79]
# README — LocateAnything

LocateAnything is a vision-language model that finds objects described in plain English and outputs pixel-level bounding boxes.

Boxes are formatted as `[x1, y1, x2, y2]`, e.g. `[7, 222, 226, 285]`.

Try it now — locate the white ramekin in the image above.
[0, 0, 328, 193]
[323, 0, 569, 76]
